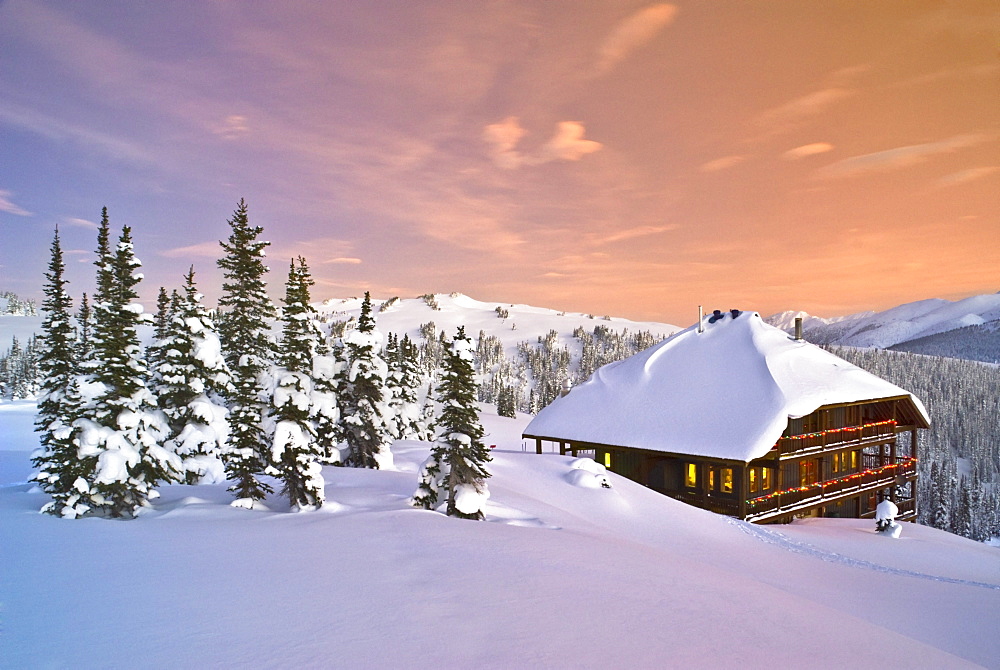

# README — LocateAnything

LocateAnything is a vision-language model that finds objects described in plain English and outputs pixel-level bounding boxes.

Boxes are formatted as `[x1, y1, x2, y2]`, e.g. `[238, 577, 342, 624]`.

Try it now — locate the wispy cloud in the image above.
[484, 118, 602, 169]
[214, 114, 250, 139]
[815, 134, 989, 179]
[160, 241, 221, 259]
[324, 257, 362, 265]
[757, 88, 854, 128]
[783, 143, 834, 160]
[0, 190, 32, 216]
[483, 116, 527, 170]
[596, 4, 678, 75]
[935, 166, 998, 188]
[0, 101, 152, 165]
[699, 155, 745, 173]
[596, 224, 678, 244]
[63, 216, 98, 230]
[537, 122, 602, 163]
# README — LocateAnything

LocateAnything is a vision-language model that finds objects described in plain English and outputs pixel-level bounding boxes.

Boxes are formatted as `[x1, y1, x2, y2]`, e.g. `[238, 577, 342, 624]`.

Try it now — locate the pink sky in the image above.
[1, 2, 997, 324]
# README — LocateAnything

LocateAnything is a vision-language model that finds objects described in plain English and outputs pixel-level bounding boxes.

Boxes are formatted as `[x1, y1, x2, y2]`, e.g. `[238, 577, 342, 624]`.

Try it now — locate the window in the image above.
[749, 468, 758, 493]
[603, 451, 612, 468]
[708, 468, 716, 491]
[799, 460, 818, 486]
[761, 467, 771, 490]
[849, 451, 857, 470]
[685, 463, 697, 488]
[721, 468, 733, 493]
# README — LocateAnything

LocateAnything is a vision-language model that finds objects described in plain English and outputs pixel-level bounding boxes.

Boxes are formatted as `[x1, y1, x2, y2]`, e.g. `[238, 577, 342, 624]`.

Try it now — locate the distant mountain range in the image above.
[765, 293, 1000, 364]
[4, 290, 1000, 364]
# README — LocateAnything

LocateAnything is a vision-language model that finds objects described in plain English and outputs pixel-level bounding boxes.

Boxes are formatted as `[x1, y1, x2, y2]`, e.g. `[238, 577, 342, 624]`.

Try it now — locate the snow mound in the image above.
[565, 457, 613, 488]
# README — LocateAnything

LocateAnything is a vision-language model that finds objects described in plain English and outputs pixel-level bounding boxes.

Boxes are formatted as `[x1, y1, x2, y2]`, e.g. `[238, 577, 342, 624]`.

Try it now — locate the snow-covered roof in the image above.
[524, 310, 930, 462]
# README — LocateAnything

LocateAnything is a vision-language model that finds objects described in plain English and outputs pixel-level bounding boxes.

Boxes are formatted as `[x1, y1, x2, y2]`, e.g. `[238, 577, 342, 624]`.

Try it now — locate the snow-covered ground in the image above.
[2, 400, 998, 668]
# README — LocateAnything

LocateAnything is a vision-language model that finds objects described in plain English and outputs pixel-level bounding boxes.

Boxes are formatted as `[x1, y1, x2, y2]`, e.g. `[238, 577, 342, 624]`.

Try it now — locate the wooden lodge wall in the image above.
[526, 397, 923, 523]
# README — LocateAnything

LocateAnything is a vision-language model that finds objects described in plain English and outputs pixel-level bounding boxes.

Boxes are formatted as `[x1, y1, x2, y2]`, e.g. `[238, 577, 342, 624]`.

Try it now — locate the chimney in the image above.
[698, 305, 704, 333]
[794, 316, 803, 341]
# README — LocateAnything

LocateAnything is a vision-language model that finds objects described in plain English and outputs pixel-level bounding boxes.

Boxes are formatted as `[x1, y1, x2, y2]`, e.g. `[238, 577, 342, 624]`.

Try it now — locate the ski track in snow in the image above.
[728, 517, 1000, 591]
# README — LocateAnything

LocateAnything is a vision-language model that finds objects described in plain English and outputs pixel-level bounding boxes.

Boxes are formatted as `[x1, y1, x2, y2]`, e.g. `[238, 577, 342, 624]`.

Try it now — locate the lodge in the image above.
[523, 310, 930, 523]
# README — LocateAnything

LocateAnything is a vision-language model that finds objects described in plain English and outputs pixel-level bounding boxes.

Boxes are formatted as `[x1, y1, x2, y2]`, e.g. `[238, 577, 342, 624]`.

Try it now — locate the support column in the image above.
[535, 438, 542, 455]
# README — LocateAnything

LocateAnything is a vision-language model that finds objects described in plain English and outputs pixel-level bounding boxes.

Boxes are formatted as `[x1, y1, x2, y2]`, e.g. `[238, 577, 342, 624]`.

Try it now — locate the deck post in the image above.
[535, 438, 542, 455]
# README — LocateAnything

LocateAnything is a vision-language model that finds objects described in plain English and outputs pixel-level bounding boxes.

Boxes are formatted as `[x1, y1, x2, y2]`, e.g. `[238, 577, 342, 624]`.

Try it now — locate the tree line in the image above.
[30, 200, 490, 520]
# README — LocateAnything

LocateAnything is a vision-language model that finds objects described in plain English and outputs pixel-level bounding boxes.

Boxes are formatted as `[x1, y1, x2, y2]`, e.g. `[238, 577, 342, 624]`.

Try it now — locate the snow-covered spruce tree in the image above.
[388, 333, 433, 441]
[415, 326, 491, 519]
[31, 227, 86, 516]
[340, 292, 393, 469]
[152, 267, 231, 484]
[72, 223, 178, 518]
[76, 292, 93, 360]
[266, 257, 326, 510]
[216, 198, 277, 507]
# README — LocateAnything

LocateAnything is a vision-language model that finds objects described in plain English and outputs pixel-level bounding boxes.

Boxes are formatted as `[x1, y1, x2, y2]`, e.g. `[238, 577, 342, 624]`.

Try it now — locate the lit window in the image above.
[749, 468, 758, 493]
[685, 463, 697, 488]
[761, 467, 771, 490]
[799, 460, 817, 486]
[850, 451, 857, 470]
[708, 468, 716, 491]
[721, 468, 733, 493]
[604, 452, 612, 468]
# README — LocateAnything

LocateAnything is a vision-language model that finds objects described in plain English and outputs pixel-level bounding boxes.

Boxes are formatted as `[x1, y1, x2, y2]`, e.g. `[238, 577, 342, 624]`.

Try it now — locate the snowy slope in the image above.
[0, 313, 42, 351]
[767, 293, 1000, 350]
[2, 401, 998, 668]
[317, 292, 677, 357]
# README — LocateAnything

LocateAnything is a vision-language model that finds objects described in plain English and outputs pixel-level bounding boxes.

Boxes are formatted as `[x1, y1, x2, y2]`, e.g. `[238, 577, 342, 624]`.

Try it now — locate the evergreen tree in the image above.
[31, 228, 86, 516]
[388, 333, 432, 440]
[267, 257, 326, 509]
[340, 292, 393, 469]
[216, 198, 277, 506]
[76, 292, 93, 360]
[72, 222, 178, 518]
[152, 267, 231, 484]
[415, 327, 491, 519]
[153, 286, 172, 340]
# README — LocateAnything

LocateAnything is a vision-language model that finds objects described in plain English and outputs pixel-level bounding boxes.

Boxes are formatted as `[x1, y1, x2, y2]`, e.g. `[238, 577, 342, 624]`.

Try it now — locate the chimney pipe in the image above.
[698, 305, 704, 333]
[794, 316, 803, 341]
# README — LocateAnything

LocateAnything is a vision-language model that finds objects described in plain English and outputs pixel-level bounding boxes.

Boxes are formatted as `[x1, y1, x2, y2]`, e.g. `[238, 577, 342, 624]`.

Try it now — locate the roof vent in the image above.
[794, 316, 804, 341]
[730, 309, 741, 319]
[708, 309, 724, 324]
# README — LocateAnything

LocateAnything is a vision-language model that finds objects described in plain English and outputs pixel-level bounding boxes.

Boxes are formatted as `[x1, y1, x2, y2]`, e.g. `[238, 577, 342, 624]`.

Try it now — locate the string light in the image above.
[777, 419, 897, 442]
[746, 457, 917, 510]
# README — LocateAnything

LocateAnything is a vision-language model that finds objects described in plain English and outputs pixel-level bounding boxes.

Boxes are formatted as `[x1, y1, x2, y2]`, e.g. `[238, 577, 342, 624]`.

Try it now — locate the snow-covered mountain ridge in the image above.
[315, 291, 679, 357]
[765, 292, 1000, 353]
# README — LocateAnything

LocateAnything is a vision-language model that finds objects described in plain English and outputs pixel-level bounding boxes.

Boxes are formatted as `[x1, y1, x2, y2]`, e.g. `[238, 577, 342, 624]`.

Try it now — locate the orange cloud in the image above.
[699, 155, 745, 172]
[596, 4, 678, 75]
[537, 121, 602, 162]
[935, 166, 998, 188]
[783, 143, 834, 160]
[815, 134, 989, 179]
[483, 116, 526, 169]
[484, 118, 602, 168]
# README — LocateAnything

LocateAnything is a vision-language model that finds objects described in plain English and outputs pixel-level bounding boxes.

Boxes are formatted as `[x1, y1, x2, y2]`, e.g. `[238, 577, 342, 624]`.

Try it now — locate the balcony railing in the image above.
[771, 420, 897, 458]
[745, 457, 916, 521]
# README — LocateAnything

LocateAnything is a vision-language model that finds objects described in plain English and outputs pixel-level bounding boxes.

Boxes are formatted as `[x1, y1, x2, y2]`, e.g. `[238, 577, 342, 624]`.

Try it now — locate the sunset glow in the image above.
[1, 2, 997, 323]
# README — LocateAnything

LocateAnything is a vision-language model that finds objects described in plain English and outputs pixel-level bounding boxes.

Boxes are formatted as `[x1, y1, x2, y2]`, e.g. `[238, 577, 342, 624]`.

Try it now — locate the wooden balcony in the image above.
[768, 420, 897, 459]
[745, 457, 916, 522]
